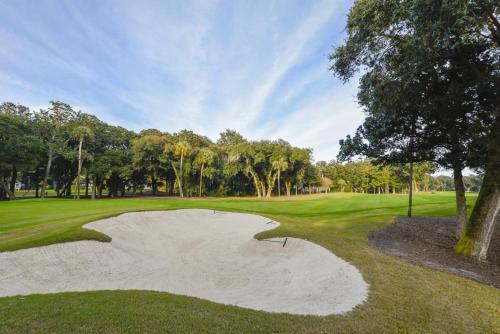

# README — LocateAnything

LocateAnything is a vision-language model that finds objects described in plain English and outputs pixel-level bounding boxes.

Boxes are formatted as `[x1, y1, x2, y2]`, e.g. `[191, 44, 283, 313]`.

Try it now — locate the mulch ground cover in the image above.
[370, 216, 500, 288]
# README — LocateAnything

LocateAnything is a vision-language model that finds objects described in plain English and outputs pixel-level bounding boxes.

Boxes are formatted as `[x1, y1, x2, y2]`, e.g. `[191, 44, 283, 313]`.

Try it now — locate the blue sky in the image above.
[0, 0, 364, 161]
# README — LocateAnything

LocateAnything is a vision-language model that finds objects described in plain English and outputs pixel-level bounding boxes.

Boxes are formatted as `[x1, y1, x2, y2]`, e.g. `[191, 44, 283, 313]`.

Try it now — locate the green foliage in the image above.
[0, 104, 44, 199]
[331, 0, 498, 171]
[0, 101, 319, 200]
[331, 0, 499, 258]
[317, 160, 445, 194]
[0, 99, 482, 201]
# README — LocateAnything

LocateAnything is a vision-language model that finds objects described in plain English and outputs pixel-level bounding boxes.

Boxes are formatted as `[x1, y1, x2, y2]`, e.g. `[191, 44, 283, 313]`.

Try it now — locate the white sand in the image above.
[0, 209, 368, 315]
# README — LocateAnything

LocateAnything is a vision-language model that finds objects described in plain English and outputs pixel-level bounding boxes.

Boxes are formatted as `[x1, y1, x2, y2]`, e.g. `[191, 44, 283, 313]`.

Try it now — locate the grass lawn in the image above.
[12, 189, 57, 198]
[0, 192, 499, 333]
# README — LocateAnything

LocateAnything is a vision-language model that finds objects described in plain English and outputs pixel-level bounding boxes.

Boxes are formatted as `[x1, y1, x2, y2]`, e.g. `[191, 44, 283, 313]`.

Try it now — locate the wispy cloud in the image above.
[269, 80, 364, 161]
[0, 0, 361, 161]
[237, 0, 342, 128]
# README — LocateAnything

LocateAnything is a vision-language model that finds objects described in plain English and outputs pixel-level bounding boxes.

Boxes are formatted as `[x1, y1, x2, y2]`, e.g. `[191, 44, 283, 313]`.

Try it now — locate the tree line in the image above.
[1, 100, 481, 201]
[317, 160, 482, 194]
[330, 0, 498, 261]
[0, 101, 323, 200]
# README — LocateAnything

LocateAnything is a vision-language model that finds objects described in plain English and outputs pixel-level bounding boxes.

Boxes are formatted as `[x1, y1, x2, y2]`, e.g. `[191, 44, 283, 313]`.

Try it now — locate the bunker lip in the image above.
[0, 209, 368, 315]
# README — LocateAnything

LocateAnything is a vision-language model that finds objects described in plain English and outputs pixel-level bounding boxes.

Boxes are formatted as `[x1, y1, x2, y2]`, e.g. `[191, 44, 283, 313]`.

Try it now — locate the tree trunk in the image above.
[285, 180, 291, 196]
[0, 176, 4, 200]
[277, 170, 281, 197]
[76, 138, 83, 199]
[0, 176, 14, 200]
[251, 173, 261, 197]
[152, 170, 157, 196]
[172, 162, 183, 197]
[266, 171, 277, 198]
[168, 179, 174, 196]
[199, 163, 204, 197]
[60, 181, 70, 198]
[85, 173, 89, 197]
[266, 173, 271, 198]
[455, 116, 500, 261]
[407, 117, 417, 217]
[91, 177, 96, 200]
[455, 171, 500, 261]
[41, 149, 53, 198]
[408, 162, 414, 217]
[453, 166, 467, 239]
[179, 154, 184, 197]
[65, 181, 72, 197]
[9, 165, 17, 195]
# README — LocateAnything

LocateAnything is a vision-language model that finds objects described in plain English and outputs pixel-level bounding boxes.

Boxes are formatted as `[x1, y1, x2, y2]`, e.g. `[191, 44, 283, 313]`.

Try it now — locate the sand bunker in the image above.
[0, 209, 368, 315]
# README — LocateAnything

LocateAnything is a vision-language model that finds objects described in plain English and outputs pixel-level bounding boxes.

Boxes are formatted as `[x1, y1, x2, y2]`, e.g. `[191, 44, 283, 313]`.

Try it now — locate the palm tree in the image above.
[173, 141, 192, 197]
[337, 178, 347, 192]
[196, 148, 215, 197]
[272, 158, 288, 197]
[70, 125, 94, 199]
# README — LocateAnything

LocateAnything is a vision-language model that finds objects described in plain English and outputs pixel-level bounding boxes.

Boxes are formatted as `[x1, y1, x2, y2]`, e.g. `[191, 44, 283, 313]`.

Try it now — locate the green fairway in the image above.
[1, 193, 499, 333]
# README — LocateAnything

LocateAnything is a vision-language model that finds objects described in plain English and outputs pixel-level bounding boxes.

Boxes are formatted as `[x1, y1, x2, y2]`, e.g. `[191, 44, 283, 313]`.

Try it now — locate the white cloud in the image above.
[230, 0, 342, 128]
[0, 0, 361, 160]
[268, 81, 364, 161]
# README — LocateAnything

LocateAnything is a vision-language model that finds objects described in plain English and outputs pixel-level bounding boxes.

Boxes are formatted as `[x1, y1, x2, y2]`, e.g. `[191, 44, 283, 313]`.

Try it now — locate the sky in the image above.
[0, 0, 365, 162]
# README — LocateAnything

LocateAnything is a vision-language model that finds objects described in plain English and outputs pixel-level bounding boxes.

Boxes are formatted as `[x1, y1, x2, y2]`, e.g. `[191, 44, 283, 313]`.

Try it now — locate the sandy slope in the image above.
[0, 209, 368, 315]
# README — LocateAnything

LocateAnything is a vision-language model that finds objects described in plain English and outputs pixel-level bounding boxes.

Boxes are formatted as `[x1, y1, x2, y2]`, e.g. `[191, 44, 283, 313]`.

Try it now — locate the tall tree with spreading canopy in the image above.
[132, 134, 165, 196]
[35, 101, 76, 198]
[330, 0, 499, 260]
[0, 105, 42, 199]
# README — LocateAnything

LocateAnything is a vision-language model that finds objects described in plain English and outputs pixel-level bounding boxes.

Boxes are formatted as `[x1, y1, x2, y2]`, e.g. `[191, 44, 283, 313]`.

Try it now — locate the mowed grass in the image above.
[0, 192, 499, 333]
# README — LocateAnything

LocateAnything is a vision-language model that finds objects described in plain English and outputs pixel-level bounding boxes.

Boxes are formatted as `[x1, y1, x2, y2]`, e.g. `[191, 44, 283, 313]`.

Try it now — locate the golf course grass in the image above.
[1, 192, 499, 333]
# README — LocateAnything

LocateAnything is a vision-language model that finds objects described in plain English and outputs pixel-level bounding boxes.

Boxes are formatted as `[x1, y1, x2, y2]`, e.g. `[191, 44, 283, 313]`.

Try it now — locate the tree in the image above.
[217, 130, 254, 196]
[195, 147, 215, 197]
[35, 102, 76, 198]
[0, 103, 43, 199]
[337, 178, 346, 192]
[272, 158, 288, 197]
[70, 125, 94, 199]
[463, 175, 483, 193]
[164, 141, 192, 197]
[303, 162, 321, 194]
[331, 0, 499, 259]
[89, 124, 134, 199]
[285, 148, 312, 196]
[225, 141, 263, 198]
[455, 118, 499, 260]
[0, 109, 42, 199]
[132, 134, 165, 195]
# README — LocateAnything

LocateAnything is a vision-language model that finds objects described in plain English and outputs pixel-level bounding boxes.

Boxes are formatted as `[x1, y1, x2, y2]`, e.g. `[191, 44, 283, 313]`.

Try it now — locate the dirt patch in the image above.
[370, 216, 500, 288]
